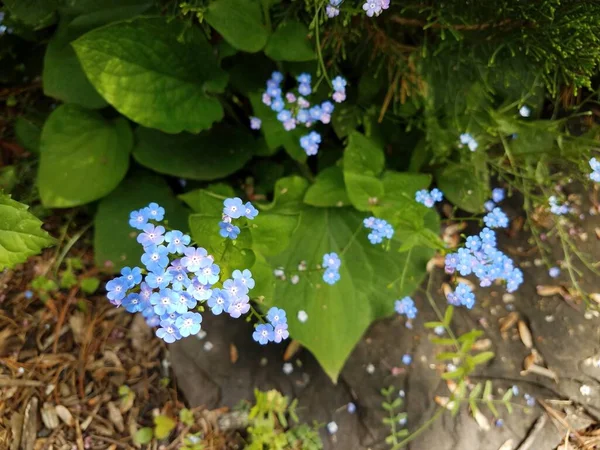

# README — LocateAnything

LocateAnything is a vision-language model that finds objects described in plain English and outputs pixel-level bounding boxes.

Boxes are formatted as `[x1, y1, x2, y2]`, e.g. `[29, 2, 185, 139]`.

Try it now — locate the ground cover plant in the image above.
[2, 0, 600, 447]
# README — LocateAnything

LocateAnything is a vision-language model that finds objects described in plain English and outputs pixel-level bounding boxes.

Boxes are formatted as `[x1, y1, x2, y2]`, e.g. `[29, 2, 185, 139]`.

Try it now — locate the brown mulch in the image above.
[0, 250, 231, 450]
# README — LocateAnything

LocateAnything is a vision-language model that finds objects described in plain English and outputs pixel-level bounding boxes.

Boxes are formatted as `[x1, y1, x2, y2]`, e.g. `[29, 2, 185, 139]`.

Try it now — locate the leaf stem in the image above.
[314, 8, 332, 88]
[391, 407, 445, 449]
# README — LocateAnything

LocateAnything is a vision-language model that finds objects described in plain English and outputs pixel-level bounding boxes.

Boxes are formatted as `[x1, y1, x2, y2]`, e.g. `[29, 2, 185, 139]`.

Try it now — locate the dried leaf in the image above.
[498, 439, 515, 450]
[536, 285, 566, 297]
[40, 403, 59, 429]
[283, 340, 302, 361]
[499, 312, 519, 333]
[473, 408, 491, 431]
[229, 343, 238, 364]
[521, 364, 559, 382]
[518, 320, 533, 349]
[55, 404, 74, 427]
[107, 402, 124, 432]
[68, 312, 85, 344]
[472, 339, 492, 351]
[434, 396, 455, 410]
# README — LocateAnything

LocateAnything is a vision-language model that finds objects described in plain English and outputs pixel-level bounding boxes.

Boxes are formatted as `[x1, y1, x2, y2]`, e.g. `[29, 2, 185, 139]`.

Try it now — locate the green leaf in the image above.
[94, 171, 188, 272]
[303, 166, 350, 208]
[0, 194, 56, 270]
[436, 162, 488, 213]
[264, 21, 315, 62]
[443, 305, 454, 326]
[251, 213, 299, 257]
[133, 427, 153, 445]
[266, 188, 434, 381]
[205, 0, 269, 53]
[343, 132, 385, 211]
[14, 116, 43, 153]
[73, 17, 227, 133]
[38, 104, 132, 208]
[43, 0, 153, 109]
[3, 0, 57, 28]
[249, 92, 306, 161]
[436, 352, 460, 361]
[0, 167, 17, 194]
[133, 126, 255, 181]
[332, 105, 361, 139]
[80, 277, 100, 294]
[260, 176, 310, 213]
[441, 367, 465, 380]
[153, 415, 176, 440]
[471, 351, 495, 365]
[469, 383, 482, 399]
[179, 184, 234, 214]
[483, 380, 492, 400]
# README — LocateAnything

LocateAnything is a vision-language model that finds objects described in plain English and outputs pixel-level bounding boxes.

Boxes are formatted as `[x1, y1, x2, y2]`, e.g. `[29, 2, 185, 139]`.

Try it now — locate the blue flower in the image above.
[187, 278, 213, 301]
[519, 105, 531, 117]
[300, 133, 320, 156]
[123, 293, 143, 313]
[395, 297, 417, 319]
[129, 209, 149, 230]
[332, 76, 347, 92]
[492, 188, 505, 203]
[298, 83, 311, 96]
[549, 196, 570, 215]
[227, 296, 250, 318]
[232, 269, 255, 289]
[277, 109, 292, 122]
[150, 288, 177, 315]
[266, 307, 287, 326]
[309, 106, 322, 121]
[176, 312, 203, 337]
[144, 202, 165, 221]
[267, 86, 282, 98]
[141, 245, 169, 273]
[297, 73, 311, 84]
[219, 221, 240, 239]
[589, 158, 600, 182]
[549, 267, 560, 278]
[270, 97, 284, 112]
[170, 270, 191, 291]
[172, 291, 197, 314]
[156, 321, 181, 343]
[322, 253, 341, 271]
[415, 189, 443, 208]
[459, 133, 478, 151]
[271, 71, 284, 84]
[273, 323, 289, 343]
[208, 288, 230, 315]
[195, 263, 220, 285]
[321, 101, 335, 114]
[121, 266, 142, 288]
[145, 270, 173, 289]
[449, 282, 476, 309]
[181, 247, 210, 272]
[106, 276, 129, 304]
[250, 116, 261, 130]
[483, 207, 509, 228]
[362, 0, 382, 16]
[402, 354, 412, 365]
[323, 268, 340, 285]
[223, 197, 244, 219]
[137, 224, 165, 248]
[484, 200, 496, 212]
[253, 323, 274, 345]
[243, 202, 259, 220]
[363, 216, 394, 244]
[296, 109, 309, 123]
[223, 278, 249, 299]
[165, 230, 191, 254]
[160, 311, 180, 326]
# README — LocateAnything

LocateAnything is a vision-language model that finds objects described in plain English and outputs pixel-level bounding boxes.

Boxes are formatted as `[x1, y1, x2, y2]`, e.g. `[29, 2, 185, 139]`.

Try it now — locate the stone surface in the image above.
[171, 210, 600, 449]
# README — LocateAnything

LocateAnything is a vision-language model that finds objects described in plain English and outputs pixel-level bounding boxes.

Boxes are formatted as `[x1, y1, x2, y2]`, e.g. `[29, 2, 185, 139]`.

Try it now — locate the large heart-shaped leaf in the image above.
[264, 20, 315, 62]
[73, 17, 227, 133]
[205, 0, 269, 53]
[260, 177, 436, 381]
[3, 0, 57, 28]
[0, 194, 56, 270]
[303, 165, 350, 207]
[133, 126, 256, 181]
[94, 171, 189, 271]
[38, 104, 132, 208]
[436, 161, 488, 213]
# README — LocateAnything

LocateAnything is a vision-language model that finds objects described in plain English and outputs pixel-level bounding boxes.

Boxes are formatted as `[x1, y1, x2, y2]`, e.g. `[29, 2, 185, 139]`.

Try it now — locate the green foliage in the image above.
[0, 193, 55, 270]
[381, 386, 409, 446]
[38, 104, 132, 208]
[264, 21, 315, 62]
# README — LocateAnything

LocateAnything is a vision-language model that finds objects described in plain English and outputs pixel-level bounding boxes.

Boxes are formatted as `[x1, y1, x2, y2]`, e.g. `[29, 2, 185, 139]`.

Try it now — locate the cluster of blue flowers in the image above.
[260, 71, 346, 156]
[446, 282, 476, 309]
[395, 296, 418, 319]
[484, 188, 505, 211]
[106, 202, 287, 346]
[219, 197, 258, 239]
[483, 207, 509, 228]
[445, 227, 523, 297]
[548, 195, 570, 216]
[459, 133, 478, 151]
[322, 252, 341, 285]
[326, 0, 342, 17]
[325, 0, 390, 18]
[252, 307, 289, 345]
[363, 216, 394, 244]
[590, 158, 600, 182]
[415, 188, 443, 208]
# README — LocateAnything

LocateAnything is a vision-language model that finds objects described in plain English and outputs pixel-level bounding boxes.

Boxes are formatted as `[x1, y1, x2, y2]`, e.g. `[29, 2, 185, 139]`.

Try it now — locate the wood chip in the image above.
[55, 404, 74, 427]
[68, 312, 85, 344]
[473, 408, 491, 431]
[521, 362, 559, 382]
[9, 412, 23, 450]
[283, 340, 302, 361]
[498, 440, 515, 450]
[106, 402, 124, 433]
[536, 285, 567, 297]
[40, 403, 59, 429]
[499, 312, 519, 333]
[518, 320, 533, 349]
[229, 343, 238, 364]
[21, 396, 38, 450]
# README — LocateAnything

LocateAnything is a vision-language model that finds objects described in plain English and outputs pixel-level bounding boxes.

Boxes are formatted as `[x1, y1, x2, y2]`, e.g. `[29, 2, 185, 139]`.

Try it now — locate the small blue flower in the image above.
[332, 76, 347, 92]
[484, 200, 496, 212]
[232, 269, 255, 289]
[395, 297, 417, 319]
[173, 291, 197, 314]
[277, 109, 292, 122]
[483, 207, 509, 228]
[492, 188, 505, 203]
[402, 354, 412, 365]
[156, 321, 181, 343]
[145, 270, 173, 289]
[296, 109, 309, 123]
[549, 196, 570, 215]
[250, 116, 261, 130]
[123, 293, 143, 313]
[589, 158, 600, 182]
[549, 267, 560, 278]
[144, 202, 165, 221]
[321, 101, 335, 114]
[187, 279, 212, 301]
[450, 282, 476, 309]
[296, 73, 311, 85]
[223, 278, 249, 299]
[228, 296, 250, 318]
[267, 307, 287, 326]
[137, 224, 165, 248]
[271, 71, 284, 84]
[223, 197, 245, 219]
[363, 216, 394, 244]
[219, 221, 240, 239]
[24, 290, 33, 299]
[176, 312, 203, 337]
[323, 268, 340, 285]
[121, 266, 142, 288]
[141, 245, 169, 273]
[208, 288, 230, 315]
[165, 230, 191, 254]
[150, 288, 178, 315]
[273, 323, 289, 343]
[243, 202, 259, 220]
[106, 276, 129, 304]
[347, 402, 356, 414]
[270, 97, 284, 112]
[322, 253, 341, 271]
[195, 263, 220, 285]
[309, 106, 322, 121]
[519, 105, 531, 118]
[298, 83, 311, 96]
[415, 189, 443, 208]
[181, 247, 210, 272]
[253, 323, 274, 345]
[129, 209, 149, 230]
